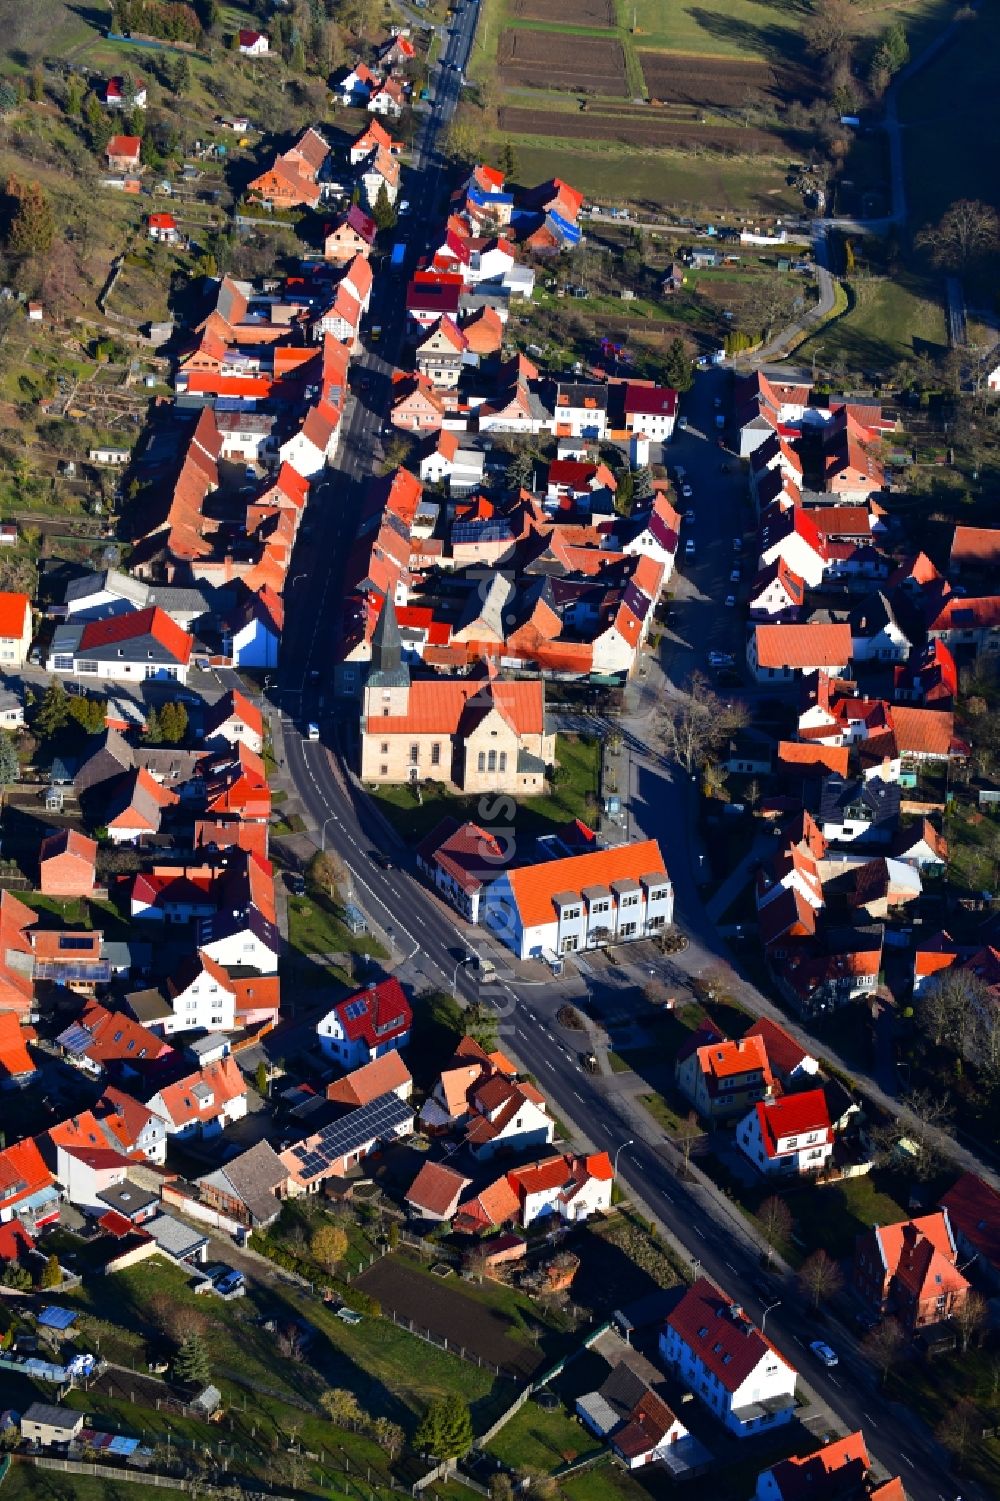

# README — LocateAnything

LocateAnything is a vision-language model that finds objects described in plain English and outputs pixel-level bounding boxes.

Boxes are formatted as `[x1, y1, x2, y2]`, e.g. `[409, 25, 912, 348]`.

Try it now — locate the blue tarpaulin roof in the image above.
[38, 1307, 77, 1330]
[547, 210, 581, 246]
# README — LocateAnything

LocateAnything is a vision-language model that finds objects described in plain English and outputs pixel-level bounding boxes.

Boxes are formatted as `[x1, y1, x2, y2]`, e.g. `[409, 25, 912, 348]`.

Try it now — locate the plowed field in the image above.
[499, 28, 627, 94]
[511, 0, 615, 23]
[639, 50, 809, 108]
[499, 104, 786, 154]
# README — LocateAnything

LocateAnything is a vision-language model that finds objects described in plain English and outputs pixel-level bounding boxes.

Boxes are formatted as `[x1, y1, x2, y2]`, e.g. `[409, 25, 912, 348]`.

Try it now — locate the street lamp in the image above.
[320, 816, 338, 851]
[452, 954, 473, 992]
[613, 1139, 635, 1177]
[761, 1299, 781, 1335]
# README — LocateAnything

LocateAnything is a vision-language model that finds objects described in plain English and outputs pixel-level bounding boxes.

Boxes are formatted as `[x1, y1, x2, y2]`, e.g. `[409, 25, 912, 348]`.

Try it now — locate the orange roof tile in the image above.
[0, 592, 29, 638]
[777, 741, 850, 777]
[755, 623, 852, 670]
[506, 839, 667, 929]
[0, 1012, 34, 1078]
[326, 1050, 411, 1107]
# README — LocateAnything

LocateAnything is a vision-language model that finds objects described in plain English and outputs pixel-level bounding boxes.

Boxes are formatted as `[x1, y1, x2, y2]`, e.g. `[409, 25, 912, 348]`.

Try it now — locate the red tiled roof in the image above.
[326, 1050, 411, 1107]
[0, 1012, 35, 1079]
[334, 978, 412, 1049]
[755, 624, 852, 670]
[405, 1159, 470, 1217]
[940, 1172, 1000, 1269]
[78, 606, 192, 664]
[777, 741, 850, 777]
[666, 1277, 792, 1392]
[696, 1035, 772, 1088]
[765, 1432, 871, 1501]
[950, 525, 1000, 569]
[0, 592, 29, 638]
[753, 1089, 831, 1157]
[744, 1018, 812, 1079]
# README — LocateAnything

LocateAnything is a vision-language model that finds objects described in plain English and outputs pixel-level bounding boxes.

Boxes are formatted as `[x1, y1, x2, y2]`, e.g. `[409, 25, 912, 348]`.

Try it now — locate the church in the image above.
[359, 597, 556, 794]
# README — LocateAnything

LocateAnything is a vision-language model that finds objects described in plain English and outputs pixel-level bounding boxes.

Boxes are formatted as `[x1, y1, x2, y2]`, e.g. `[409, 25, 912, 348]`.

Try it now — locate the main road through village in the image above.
[263, 8, 962, 1494]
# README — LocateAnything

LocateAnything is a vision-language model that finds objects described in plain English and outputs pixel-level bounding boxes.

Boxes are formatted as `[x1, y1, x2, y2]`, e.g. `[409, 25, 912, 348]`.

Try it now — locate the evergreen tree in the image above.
[173, 1331, 211, 1385]
[169, 55, 191, 95]
[68, 695, 106, 735]
[0, 732, 18, 804]
[499, 139, 517, 181]
[39, 1254, 61, 1290]
[159, 701, 188, 744]
[35, 678, 70, 739]
[254, 1060, 268, 1098]
[29, 68, 44, 103]
[64, 75, 84, 116]
[662, 336, 694, 393]
[414, 1397, 473, 1460]
[144, 706, 162, 742]
[372, 182, 396, 232]
[6, 178, 55, 259]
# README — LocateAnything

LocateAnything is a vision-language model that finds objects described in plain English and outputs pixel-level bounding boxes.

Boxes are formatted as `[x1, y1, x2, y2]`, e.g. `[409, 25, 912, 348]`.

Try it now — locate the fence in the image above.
[383, 1304, 521, 1381]
[24, 1454, 303, 1497]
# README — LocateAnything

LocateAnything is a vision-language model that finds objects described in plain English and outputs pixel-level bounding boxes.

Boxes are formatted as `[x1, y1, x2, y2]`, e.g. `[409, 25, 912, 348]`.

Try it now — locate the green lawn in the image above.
[628, 0, 806, 59]
[638, 1090, 688, 1135]
[372, 733, 600, 845]
[0, 1469, 196, 1501]
[781, 1171, 909, 1261]
[486, 1394, 601, 1473]
[286, 892, 388, 963]
[796, 273, 947, 373]
[887, 1344, 1000, 1496]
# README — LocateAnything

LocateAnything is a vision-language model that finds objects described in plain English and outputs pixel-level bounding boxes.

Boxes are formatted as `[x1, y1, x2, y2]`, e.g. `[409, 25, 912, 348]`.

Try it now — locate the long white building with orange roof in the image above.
[480, 837, 672, 961]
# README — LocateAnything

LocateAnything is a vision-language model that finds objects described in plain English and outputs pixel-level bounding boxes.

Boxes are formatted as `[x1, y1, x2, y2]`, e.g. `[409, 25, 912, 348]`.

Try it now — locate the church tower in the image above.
[363, 594, 411, 719]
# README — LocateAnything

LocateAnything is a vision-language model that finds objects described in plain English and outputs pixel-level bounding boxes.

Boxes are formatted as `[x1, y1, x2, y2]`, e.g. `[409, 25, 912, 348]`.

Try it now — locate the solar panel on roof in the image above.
[59, 935, 95, 951]
[343, 999, 368, 1020]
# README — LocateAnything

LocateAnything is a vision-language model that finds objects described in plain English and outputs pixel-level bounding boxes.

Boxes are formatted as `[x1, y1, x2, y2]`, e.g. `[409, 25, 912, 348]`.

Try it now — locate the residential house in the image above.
[577, 1360, 690, 1469]
[104, 76, 147, 108]
[508, 1152, 613, 1226]
[324, 204, 377, 264]
[757, 505, 828, 588]
[368, 77, 405, 117]
[20, 1403, 85, 1448]
[405, 1160, 471, 1223]
[748, 624, 852, 683]
[38, 830, 98, 899]
[464, 1071, 554, 1161]
[415, 318, 468, 390]
[195, 1139, 288, 1229]
[417, 430, 484, 493]
[57, 1000, 173, 1078]
[147, 212, 179, 244]
[334, 61, 377, 106]
[551, 381, 608, 439]
[675, 1032, 774, 1121]
[95, 1085, 168, 1165]
[748, 559, 806, 622]
[735, 1090, 833, 1176]
[849, 593, 910, 663]
[926, 595, 1000, 659]
[280, 1091, 414, 1192]
[819, 776, 899, 845]
[203, 689, 264, 755]
[0, 1137, 59, 1227]
[0, 593, 31, 666]
[892, 819, 947, 872]
[326, 1051, 413, 1109]
[853, 1211, 970, 1330]
[316, 977, 413, 1070]
[415, 817, 508, 924]
[939, 1172, 1000, 1290]
[162, 950, 237, 1033]
[659, 1277, 797, 1437]
[144, 1055, 249, 1139]
[480, 838, 673, 961]
[755, 1431, 903, 1501]
[743, 1018, 819, 1089]
[622, 384, 677, 442]
[0, 1012, 36, 1088]
[106, 135, 141, 171]
[949, 524, 1000, 581]
[238, 28, 269, 53]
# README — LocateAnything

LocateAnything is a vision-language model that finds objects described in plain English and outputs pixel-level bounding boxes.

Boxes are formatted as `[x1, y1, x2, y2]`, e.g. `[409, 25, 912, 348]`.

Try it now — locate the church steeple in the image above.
[364, 593, 410, 715]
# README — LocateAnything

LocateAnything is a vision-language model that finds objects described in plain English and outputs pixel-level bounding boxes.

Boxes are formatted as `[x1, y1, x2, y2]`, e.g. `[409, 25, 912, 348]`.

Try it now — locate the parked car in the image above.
[681, 484, 693, 499]
[285, 872, 306, 896]
[213, 1268, 245, 1297]
[725, 593, 736, 608]
[810, 1340, 839, 1368]
[307, 722, 320, 741]
[730, 566, 741, 583]
[684, 538, 695, 557]
[684, 509, 695, 524]
[708, 650, 734, 667]
[368, 849, 394, 870]
[676, 416, 688, 431]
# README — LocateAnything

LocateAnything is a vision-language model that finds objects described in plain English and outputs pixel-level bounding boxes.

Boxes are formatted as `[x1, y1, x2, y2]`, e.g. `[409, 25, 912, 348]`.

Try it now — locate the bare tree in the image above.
[659, 672, 748, 776]
[320, 1388, 366, 1429]
[873, 1088, 953, 1180]
[758, 1196, 793, 1263]
[674, 1112, 701, 1178]
[797, 1249, 843, 1309]
[916, 968, 985, 1050]
[916, 198, 1000, 269]
[954, 1290, 988, 1353]
[370, 1416, 405, 1460]
[307, 850, 347, 901]
[936, 1399, 977, 1467]
[807, 0, 854, 59]
[148, 1294, 208, 1347]
[862, 1316, 905, 1385]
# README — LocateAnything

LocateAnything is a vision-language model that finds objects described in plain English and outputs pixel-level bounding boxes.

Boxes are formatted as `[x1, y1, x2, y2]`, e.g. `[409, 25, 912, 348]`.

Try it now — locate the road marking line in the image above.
[692, 1224, 706, 1239]
[901, 1456, 914, 1469]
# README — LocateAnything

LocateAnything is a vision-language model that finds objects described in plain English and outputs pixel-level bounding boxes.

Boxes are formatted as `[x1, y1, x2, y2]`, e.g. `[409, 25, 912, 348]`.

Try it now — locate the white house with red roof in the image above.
[748, 623, 852, 684]
[144, 1055, 248, 1139]
[757, 504, 828, 589]
[316, 978, 412, 1070]
[203, 689, 264, 755]
[147, 211, 179, 244]
[508, 1151, 613, 1227]
[743, 1018, 819, 1089]
[755, 1431, 903, 1501]
[735, 1089, 833, 1176]
[622, 383, 677, 442]
[238, 28, 269, 54]
[0, 592, 33, 668]
[104, 76, 147, 108]
[415, 817, 509, 923]
[659, 1277, 797, 1437]
[0, 1138, 59, 1227]
[368, 77, 405, 117]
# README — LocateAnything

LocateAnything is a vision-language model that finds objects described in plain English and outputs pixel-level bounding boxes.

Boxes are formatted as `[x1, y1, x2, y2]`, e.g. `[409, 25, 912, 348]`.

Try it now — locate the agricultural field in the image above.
[638, 52, 807, 110]
[498, 29, 628, 94]
[511, 0, 616, 24]
[499, 104, 803, 157]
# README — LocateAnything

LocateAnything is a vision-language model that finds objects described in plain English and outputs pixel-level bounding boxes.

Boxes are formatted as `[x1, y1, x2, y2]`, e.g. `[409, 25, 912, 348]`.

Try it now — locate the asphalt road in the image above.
[264, 20, 960, 1494]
